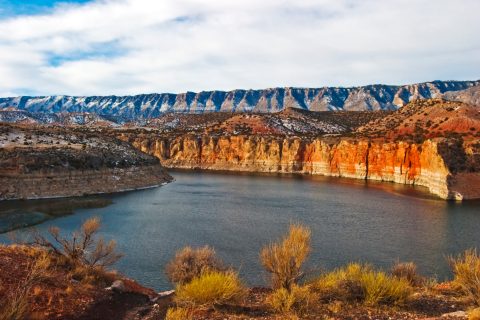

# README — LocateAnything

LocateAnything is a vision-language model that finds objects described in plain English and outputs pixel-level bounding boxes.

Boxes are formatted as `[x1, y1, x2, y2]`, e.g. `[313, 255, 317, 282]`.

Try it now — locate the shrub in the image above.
[313, 263, 370, 302]
[312, 263, 412, 306]
[260, 224, 311, 290]
[34, 216, 123, 269]
[391, 261, 424, 287]
[165, 307, 194, 320]
[449, 249, 480, 306]
[361, 270, 412, 306]
[266, 284, 314, 316]
[166, 246, 224, 285]
[0, 252, 50, 320]
[175, 270, 246, 307]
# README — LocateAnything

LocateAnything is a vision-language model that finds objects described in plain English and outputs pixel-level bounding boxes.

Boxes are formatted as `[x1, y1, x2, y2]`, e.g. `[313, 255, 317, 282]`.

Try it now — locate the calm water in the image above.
[1, 171, 480, 290]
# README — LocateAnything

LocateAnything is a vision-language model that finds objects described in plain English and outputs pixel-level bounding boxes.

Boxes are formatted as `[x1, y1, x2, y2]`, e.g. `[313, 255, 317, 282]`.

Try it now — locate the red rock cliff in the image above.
[120, 134, 480, 200]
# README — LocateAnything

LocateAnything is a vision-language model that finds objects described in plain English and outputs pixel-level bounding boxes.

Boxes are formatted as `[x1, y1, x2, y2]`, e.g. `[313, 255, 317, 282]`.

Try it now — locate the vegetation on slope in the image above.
[1, 221, 480, 319]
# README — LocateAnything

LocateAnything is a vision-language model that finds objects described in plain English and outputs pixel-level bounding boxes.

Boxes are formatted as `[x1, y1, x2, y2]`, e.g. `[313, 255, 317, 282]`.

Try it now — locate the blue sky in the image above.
[0, 0, 90, 16]
[0, 0, 479, 96]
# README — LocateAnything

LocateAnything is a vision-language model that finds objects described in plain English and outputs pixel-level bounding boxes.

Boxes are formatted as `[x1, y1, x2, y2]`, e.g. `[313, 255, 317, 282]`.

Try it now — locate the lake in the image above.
[1, 170, 479, 291]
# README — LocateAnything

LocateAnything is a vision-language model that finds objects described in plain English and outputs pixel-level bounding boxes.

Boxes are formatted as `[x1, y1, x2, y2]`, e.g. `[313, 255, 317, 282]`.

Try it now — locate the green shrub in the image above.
[175, 270, 246, 307]
[166, 246, 225, 285]
[260, 224, 311, 290]
[449, 249, 480, 306]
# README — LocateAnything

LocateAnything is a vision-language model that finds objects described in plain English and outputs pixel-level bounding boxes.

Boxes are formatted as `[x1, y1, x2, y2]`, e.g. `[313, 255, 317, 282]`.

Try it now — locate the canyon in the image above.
[115, 99, 480, 200]
[0, 83, 479, 201]
[120, 134, 477, 200]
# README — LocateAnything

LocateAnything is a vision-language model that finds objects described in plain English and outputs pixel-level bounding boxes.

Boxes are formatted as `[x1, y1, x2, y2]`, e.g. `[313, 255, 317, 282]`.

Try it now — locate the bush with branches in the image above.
[33, 216, 123, 270]
[260, 224, 311, 291]
[166, 246, 225, 285]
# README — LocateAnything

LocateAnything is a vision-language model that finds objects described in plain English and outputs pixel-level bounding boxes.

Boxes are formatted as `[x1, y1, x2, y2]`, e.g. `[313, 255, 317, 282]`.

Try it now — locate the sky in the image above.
[0, 0, 479, 97]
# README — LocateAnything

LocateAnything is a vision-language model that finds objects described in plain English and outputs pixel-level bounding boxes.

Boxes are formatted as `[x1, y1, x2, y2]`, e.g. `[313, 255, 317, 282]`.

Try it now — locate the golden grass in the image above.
[469, 308, 480, 320]
[361, 270, 412, 306]
[449, 249, 480, 306]
[175, 270, 247, 307]
[312, 263, 412, 306]
[266, 284, 315, 316]
[313, 263, 370, 301]
[165, 307, 194, 320]
[260, 224, 311, 290]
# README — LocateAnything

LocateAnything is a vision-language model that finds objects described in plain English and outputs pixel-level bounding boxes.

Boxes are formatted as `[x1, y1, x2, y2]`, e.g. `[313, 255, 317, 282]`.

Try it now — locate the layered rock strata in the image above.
[0, 127, 172, 200]
[121, 134, 479, 200]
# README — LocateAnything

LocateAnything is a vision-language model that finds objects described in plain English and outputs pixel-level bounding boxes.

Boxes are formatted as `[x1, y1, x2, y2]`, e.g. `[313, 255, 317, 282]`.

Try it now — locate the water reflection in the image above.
[0, 197, 112, 233]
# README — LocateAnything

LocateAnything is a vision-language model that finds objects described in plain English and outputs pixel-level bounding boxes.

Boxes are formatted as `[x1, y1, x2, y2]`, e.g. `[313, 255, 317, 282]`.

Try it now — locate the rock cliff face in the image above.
[0, 81, 478, 120]
[0, 125, 172, 200]
[119, 134, 478, 200]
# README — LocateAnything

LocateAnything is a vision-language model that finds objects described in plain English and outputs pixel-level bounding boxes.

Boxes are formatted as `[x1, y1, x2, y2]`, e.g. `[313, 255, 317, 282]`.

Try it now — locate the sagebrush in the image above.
[260, 224, 311, 290]
[449, 249, 480, 306]
[391, 261, 424, 287]
[166, 246, 224, 285]
[34, 216, 123, 269]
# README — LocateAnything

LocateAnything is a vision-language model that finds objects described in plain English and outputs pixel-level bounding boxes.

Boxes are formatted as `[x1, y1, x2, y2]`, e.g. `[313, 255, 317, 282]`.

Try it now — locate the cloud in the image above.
[0, 0, 479, 96]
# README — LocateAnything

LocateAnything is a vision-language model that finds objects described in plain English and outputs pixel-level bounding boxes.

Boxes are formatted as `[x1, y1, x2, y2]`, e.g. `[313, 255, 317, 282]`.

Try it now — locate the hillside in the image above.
[138, 108, 388, 136]
[357, 99, 480, 140]
[0, 80, 478, 120]
[0, 124, 172, 201]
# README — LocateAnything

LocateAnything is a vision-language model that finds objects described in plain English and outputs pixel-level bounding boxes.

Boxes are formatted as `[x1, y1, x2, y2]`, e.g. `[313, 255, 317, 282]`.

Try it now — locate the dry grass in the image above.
[469, 308, 480, 320]
[165, 246, 224, 285]
[175, 270, 247, 307]
[0, 251, 51, 320]
[449, 249, 480, 306]
[312, 263, 412, 306]
[165, 307, 194, 320]
[361, 270, 412, 306]
[391, 261, 424, 287]
[313, 263, 369, 302]
[260, 224, 311, 290]
[266, 284, 315, 316]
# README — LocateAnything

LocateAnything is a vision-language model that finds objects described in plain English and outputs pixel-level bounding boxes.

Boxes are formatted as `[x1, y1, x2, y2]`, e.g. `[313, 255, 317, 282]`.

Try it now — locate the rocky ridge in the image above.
[0, 80, 478, 120]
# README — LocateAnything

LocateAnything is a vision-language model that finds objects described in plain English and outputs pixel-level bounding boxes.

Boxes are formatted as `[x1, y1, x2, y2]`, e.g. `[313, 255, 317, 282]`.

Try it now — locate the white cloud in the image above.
[0, 0, 479, 96]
